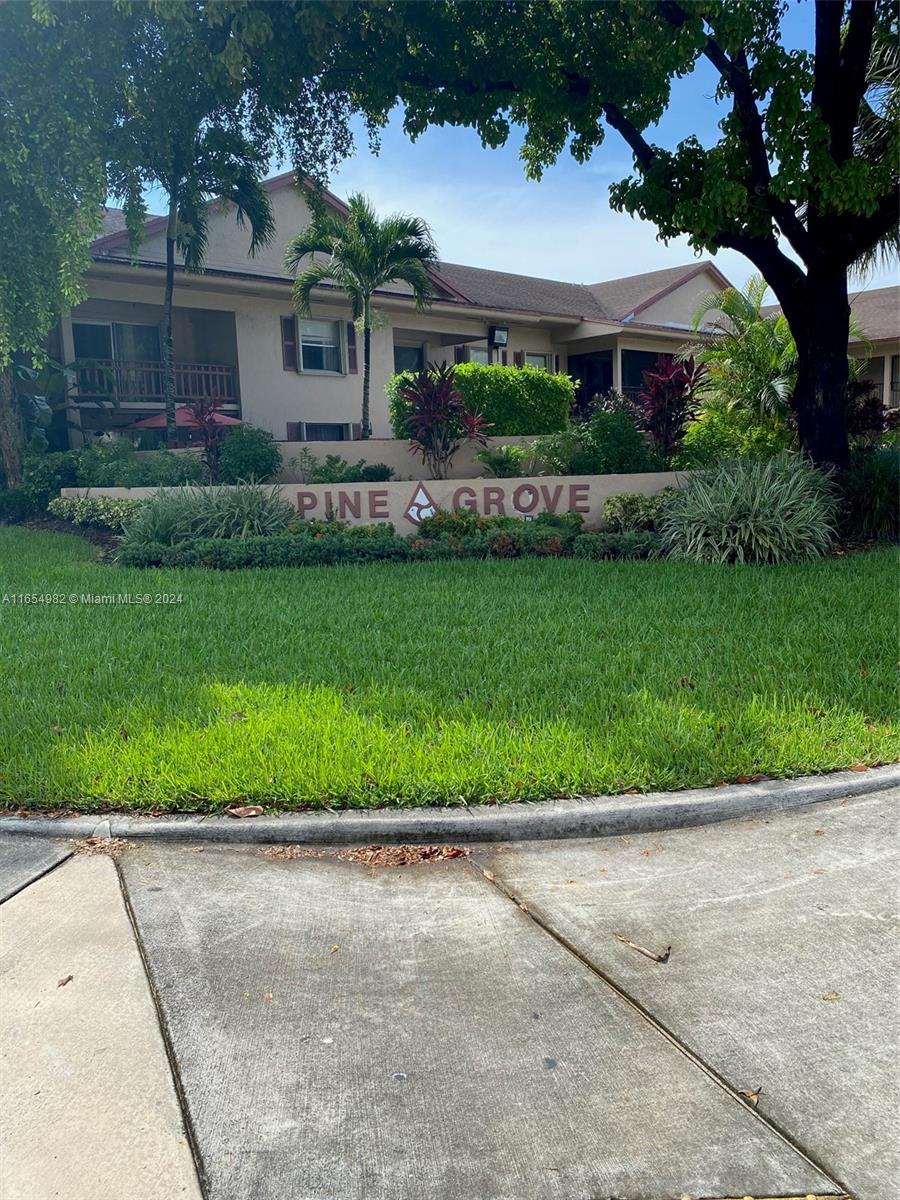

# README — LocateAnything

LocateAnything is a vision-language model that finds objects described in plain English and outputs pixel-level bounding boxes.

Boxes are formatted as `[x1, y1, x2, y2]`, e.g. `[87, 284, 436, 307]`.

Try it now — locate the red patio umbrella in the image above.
[131, 405, 242, 429]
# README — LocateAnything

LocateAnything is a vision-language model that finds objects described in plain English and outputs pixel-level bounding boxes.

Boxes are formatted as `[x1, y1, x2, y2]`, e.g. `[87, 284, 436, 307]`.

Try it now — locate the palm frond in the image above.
[176, 189, 209, 273]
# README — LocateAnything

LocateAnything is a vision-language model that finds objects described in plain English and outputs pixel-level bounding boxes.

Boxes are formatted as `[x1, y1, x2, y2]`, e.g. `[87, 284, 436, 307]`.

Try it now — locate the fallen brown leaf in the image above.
[57, 975, 73, 988]
[814, 829, 825, 836]
[263, 992, 273, 1002]
[613, 932, 671, 963]
[72, 837, 131, 857]
[735, 773, 770, 785]
[335, 844, 469, 868]
[822, 990, 839, 1002]
[226, 805, 264, 819]
[849, 762, 870, 772]
[739, 1086, 761, 1106]
[329, 944, 340, 954]
[260, 845, 321, 860]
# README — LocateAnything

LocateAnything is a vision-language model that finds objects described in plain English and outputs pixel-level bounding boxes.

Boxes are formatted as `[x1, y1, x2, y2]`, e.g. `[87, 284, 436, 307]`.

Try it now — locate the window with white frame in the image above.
[300, 319, 342, 373]
[525, 352, 550, 370]
[468, 346, 490, 364]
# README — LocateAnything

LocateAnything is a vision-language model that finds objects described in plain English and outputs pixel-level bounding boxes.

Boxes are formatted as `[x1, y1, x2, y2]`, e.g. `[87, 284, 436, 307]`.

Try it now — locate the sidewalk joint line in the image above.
[0, 849, 74, 906]
[468, 857, 854, 1200]
[113, 858, 211, 1200]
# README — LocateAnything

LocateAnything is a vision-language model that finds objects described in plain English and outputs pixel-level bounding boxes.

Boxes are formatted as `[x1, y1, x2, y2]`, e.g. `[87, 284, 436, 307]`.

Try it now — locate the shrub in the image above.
[674, 410, 794, 468]
[401, 362, 489, 479]
[475, 443, 532, 477]
[0, 489, 36, 524]
[118, 483, 296, 550]
[217, 425, 282, 483]
[659, 453, 837, 564]
[294, 450, 393, 484]
[838, 447, 899, 542]
[637, 356, 703, 462]
[603, 490, 675, 532]
[77, 442, 204, 487]
[534, 410, 657, 475]
[572, 531, 661, 559]
[47, 495, 144, 531]
[388, 363, 573, 438]
[22, 451, 80, 508]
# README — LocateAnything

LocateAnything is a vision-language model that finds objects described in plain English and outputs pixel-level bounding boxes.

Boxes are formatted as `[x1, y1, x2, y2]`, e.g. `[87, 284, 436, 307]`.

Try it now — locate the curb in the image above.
[0, 765, 896, 846]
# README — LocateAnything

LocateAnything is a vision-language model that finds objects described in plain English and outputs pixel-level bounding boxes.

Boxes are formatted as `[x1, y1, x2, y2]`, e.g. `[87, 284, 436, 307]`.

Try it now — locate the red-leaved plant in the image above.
[638, 355, 705, 463]
[183, 392, 230, 482]
[401, 362, 490, 479]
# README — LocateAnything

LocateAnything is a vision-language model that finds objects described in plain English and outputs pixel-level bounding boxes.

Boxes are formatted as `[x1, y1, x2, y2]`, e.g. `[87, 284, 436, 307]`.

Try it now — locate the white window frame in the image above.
[393, 341, 427, 373]
[298, 318, 345, 376]
[468, 345, 490, 365]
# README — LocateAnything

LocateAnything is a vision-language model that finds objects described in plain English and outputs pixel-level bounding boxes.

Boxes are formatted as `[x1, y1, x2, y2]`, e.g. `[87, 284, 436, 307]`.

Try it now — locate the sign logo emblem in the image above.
[403, 482, 437, 525]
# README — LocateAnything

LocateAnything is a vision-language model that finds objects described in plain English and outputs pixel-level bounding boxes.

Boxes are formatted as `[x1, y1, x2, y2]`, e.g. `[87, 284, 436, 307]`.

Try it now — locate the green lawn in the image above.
[0, 526, 896, 810]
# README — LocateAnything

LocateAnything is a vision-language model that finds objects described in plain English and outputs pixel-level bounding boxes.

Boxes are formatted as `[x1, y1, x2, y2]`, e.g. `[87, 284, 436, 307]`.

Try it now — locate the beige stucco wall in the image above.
[62, 470, 682, 534]
[66, 271, 564, 441]
[636, 267, 724, 328]
[275, 436, 540, 482]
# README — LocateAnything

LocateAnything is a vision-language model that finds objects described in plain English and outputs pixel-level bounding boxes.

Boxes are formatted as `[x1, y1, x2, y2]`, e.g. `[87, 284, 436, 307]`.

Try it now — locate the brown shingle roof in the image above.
[587, 262, 729, 320]
[434, 261, 606, 320]
[763, 285, 899, 344]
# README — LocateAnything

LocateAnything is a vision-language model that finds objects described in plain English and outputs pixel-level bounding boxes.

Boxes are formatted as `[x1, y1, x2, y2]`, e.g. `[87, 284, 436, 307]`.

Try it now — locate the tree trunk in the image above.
[163, 198, 178, 448]
[787, 269, 852, 471]
[361, 298, 372, 439]
[0, 363, 24, 489]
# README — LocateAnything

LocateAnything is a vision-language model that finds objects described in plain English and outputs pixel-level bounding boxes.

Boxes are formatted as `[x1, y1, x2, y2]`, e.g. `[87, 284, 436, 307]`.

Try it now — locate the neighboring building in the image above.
[57, 171, 899, 445]
[762, 286, 900, 410]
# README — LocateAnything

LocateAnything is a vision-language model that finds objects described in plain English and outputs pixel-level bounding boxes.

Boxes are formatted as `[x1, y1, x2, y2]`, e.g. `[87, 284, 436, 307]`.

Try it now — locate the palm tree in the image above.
[683, 274, 870, 429]
[285, 192, 438, 438]
[152, 140, 275, 446]
[110, 10, 276, 446]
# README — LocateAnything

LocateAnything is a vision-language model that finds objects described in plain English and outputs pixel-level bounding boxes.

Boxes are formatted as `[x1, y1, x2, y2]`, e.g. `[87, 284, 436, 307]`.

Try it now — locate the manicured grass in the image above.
[0, 526, 896, 810]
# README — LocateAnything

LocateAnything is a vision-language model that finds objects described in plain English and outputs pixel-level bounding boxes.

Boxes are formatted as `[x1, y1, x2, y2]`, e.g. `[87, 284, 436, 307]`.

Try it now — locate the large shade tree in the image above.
[288, 0, 899, 468]
[285, 192, 437, 438]
[0, 2, 129, 486]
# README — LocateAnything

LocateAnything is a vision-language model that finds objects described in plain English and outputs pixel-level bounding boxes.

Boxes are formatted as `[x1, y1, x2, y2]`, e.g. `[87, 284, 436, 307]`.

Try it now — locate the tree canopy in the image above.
[285, 0, 899, 465]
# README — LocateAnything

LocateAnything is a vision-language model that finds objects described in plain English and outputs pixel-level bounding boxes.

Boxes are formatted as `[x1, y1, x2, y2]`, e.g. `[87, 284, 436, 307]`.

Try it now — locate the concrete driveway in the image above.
[1, 787, 897, 1200]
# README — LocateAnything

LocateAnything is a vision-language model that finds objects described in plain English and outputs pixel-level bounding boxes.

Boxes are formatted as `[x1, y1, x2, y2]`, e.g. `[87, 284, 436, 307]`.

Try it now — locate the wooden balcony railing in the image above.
[74, 359, 239, 404]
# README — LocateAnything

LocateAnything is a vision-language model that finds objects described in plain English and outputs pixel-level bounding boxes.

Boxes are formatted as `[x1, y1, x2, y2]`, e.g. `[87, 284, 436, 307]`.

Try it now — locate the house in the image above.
[55, 170, 898, 447]
[763, 287, 900, 410]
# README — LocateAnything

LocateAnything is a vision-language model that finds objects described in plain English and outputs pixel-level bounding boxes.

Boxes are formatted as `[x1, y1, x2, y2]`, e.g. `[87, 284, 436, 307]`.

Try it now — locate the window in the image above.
[72, 322, 162, 363]
[469, 346, 490, 364]
[72, 322, 113, 361]
[525, 353, 550, 370]
[891, 354, 900, 409]
[394, 344, 425, 373]
[300, 319, 342, 373]
[305, 423, 349, 441]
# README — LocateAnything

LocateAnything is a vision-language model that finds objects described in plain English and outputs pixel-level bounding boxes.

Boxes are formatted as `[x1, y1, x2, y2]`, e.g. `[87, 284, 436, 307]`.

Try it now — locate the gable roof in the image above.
[91, 175, 731, 324]
[588, 262, 732, 320]
[762, 285, 899, 344]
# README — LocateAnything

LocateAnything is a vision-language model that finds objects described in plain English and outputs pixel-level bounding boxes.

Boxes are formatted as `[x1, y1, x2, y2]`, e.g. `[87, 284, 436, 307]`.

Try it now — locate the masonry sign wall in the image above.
[290, 473, 680, 532]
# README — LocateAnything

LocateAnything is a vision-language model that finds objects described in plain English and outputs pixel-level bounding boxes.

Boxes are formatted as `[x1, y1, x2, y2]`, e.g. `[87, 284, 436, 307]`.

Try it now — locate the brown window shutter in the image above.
[346, 322, 358, 373]
[513, 350, 525, 368]
[501, 350, 508, 366]
[351, 422, 362, 440]
[281, 316, 299, 372]
[454, 345, 469, 365]
[554, 354, 561, 373]
[285, 421, 302, 441]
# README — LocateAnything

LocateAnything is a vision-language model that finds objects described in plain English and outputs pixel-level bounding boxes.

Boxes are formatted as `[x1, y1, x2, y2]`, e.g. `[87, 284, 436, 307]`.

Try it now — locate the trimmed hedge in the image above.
[388, 363, 572, 437]
[47, 495, 144, 531]
[115, 521, 658, 570]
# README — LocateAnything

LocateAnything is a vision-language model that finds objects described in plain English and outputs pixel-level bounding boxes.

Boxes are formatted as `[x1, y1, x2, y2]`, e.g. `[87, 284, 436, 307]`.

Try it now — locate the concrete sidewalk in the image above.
[2, 789, 896, 1199]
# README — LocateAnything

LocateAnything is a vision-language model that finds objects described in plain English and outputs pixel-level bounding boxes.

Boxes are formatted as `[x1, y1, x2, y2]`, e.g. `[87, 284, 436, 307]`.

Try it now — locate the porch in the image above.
[65, 305, 241, 440]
